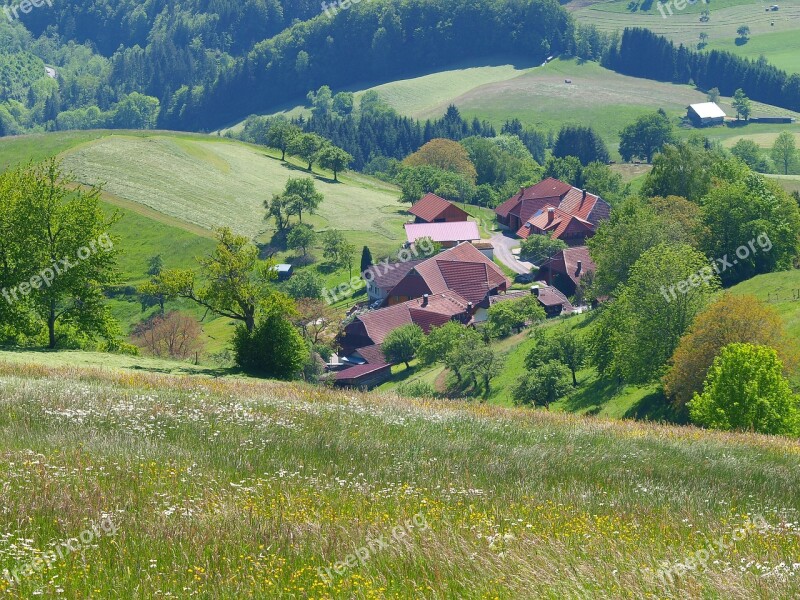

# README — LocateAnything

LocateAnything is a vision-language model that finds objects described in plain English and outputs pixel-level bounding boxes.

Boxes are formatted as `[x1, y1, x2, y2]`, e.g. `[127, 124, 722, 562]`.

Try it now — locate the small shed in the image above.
[273, 264, 294, 281]
[687, 102, 726, 127]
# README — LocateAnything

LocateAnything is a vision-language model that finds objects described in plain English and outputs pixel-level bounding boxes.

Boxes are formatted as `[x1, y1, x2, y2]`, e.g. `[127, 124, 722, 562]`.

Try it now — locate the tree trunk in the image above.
[281, 148, 286, 161]
[245, 314, 256, 333]
[572, 369, 578, 386]
[334, 170, 338, 182]
[404, 361, 410, 369]
[307, 161, 313, 171]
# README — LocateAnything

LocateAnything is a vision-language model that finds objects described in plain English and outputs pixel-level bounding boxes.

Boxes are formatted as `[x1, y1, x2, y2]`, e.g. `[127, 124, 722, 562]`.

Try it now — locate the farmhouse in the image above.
[516, 206, 595, 245]
[408, 193, 470, 223]
[405, 221, 481, 248]
[495, 177, 610, 234]
[535, 246, 596, 296]
[341, 292, 472, 353]
[687, 102, 726, 127]
[382, 241, 510, 307]
[363, 259, 425, 304]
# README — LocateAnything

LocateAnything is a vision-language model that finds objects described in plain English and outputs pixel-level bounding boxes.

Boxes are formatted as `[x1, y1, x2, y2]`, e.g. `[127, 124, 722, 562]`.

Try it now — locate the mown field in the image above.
[569, 0, 800, 74]
[0, 362, 797, 598]
[58, 133, 406, 256]
[242, 57, 800, 158]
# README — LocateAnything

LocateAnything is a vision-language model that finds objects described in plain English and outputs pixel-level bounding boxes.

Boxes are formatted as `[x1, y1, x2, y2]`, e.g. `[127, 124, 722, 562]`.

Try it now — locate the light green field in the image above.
[0, 361, 797, 598]
[729, 268, 800, 339]
[59, 133, 407, 257]
[569, 0, 800, 73]
[718, 130, 800, 148]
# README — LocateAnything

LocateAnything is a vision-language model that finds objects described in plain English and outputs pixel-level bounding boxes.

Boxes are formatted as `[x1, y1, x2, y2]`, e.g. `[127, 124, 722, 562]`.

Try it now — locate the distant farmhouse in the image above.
[495, 177, 611, 243]
[408, 193, 470, 223]
[687, 102, 726, 127]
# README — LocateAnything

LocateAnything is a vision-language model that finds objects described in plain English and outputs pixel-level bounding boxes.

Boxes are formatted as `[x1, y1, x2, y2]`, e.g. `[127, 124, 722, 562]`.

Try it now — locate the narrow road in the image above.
[490, 231, 533, 275]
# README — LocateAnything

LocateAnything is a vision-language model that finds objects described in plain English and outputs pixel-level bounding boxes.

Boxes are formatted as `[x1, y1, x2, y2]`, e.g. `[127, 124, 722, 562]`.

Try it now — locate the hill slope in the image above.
[0, 361, 797, 597]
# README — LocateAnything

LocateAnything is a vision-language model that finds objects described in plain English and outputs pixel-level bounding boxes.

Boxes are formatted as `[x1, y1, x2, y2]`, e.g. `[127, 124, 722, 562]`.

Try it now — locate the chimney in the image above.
[422, 293, 429, 307]
[467, 301, 473, 313]
[547, 207, 555, 223]
[576, 260, 583, 275]
[581, 189, 587, 206]
[519, 186, 525, 198]
[531, 286, 540, 297]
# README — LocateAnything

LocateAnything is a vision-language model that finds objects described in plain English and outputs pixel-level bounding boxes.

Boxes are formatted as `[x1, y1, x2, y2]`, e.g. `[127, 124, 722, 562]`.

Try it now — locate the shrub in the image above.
[233, 314, 307, 379]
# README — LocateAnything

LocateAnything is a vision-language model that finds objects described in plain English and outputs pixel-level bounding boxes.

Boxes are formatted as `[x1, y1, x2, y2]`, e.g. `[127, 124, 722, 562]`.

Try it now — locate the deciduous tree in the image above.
[382, 323, 424, 369]
[689, 343, 799, 436]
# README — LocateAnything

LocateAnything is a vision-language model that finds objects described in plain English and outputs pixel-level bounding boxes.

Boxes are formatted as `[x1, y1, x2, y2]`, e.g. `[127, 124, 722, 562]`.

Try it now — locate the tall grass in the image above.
[0, 362, 798, 598]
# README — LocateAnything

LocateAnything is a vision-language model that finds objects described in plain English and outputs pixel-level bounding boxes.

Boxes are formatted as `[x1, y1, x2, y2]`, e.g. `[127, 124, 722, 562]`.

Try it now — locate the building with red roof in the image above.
[408, 193, 470, 223]
[516, 206, 595, 245]
[495, 177, 611, 235]
[384, 242, 510, 307]
[535, 246, 596, 296]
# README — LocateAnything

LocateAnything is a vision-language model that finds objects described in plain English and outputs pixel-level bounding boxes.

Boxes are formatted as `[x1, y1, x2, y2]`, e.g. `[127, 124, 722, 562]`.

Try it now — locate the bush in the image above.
[397, 380, 437, 398]
[233, 315, 307, 379]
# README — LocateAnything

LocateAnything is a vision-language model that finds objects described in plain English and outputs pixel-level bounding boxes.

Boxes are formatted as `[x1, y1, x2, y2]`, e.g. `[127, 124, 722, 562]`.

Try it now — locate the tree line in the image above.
[605, 28, 800, 114]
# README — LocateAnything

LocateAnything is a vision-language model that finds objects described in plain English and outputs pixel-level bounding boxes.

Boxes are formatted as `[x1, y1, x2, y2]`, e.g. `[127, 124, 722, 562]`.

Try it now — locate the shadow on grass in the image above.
[624, 390, 687, 424]
[561, 375, 622, 413]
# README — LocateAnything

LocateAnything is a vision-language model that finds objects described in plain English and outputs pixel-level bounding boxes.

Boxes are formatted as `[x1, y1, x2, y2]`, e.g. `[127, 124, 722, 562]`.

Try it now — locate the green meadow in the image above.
[0, 361, 797, 598]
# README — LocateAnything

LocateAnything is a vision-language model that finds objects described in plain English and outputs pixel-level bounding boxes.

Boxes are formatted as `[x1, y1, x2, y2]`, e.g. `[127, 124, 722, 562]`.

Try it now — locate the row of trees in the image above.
[606, 27, 800, 113]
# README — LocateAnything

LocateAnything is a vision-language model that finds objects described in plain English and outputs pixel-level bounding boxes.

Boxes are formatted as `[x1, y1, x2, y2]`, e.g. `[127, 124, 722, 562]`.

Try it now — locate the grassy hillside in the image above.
[238, 58, 800, 157]
[569, 0, 800, 74]
[729, 269, 800, 339]
[58, 133, 406, 256]
[0, 361, 797, 598]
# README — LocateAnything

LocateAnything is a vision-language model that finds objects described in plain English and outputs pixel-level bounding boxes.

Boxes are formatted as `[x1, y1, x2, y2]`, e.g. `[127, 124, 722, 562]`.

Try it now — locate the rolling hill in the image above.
[569, 0, 800, 74]
[233, 58, 800, 156]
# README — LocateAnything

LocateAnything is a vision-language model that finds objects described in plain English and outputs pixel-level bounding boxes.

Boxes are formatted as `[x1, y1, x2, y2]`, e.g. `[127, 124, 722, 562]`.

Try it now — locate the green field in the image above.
[241, 57, 799, 158]
[569, 0, 800, 74]
[0, 360, 797, 598]
[59, 133, 406, 255]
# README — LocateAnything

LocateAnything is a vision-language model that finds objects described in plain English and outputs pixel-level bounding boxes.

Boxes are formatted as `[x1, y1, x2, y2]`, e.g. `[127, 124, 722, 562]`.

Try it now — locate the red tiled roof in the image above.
[408, 193, 468, 222]
[496, 177, 611, 227]
[516, 205, 594, 241]
[354, 344, 387, 365]
[354, 292, 471, 346]
[537, 246, 596, 286]
[405, 221, 480, 244]
[389, 242, 510, 304]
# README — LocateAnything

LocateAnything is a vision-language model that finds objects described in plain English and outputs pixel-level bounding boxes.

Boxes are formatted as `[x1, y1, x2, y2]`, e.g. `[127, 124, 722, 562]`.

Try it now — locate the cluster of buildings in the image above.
[331, 178, 607, 388]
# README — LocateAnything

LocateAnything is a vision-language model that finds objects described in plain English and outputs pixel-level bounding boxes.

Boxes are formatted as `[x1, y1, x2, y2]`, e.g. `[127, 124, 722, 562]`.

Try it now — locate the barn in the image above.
[687, 102, 726, 127]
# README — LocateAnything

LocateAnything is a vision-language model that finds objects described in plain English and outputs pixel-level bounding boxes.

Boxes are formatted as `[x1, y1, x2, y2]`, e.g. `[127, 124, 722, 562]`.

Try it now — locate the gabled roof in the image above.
[535, 285, 574, 313]
[354, 292, 471, 346]
[405, 221, 480, 244]
[364, 259, 425, 292]
[689, 102, 726, 119]
[408, 193, 468, 222]
[335, 362, 392, 382]
[537, 246, 596, 286]
[496, 177, 611, 227]
[354, 344, 388, 365]
[389, 242, 510, 305]
[516, 205, 595, 240]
